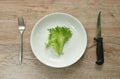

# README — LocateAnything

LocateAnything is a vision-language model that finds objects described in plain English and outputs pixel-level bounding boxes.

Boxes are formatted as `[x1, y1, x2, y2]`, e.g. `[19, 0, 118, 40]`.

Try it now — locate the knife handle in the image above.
[94, 37, 104, 65]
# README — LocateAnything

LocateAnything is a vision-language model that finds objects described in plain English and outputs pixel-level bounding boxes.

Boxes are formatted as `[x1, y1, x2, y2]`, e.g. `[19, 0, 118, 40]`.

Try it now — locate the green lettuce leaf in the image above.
[45, 26, 72, 55]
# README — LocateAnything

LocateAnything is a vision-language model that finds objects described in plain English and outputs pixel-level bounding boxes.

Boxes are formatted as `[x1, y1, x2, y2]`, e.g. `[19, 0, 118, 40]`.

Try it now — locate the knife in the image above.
[94, 11, 104, 65]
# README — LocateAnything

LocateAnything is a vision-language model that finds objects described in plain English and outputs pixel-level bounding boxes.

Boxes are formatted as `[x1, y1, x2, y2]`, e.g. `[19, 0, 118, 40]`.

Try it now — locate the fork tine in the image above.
[18, 17, 25, 26]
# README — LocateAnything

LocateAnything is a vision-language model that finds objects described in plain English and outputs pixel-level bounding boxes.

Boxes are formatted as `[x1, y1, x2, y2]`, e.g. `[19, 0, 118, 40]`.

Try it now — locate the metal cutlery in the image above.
[18, 17, 25, 64]
[94, 11, 104, 65]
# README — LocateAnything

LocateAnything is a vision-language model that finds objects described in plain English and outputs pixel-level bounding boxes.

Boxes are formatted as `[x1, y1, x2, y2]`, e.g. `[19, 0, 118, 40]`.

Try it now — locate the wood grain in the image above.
[0, 0, 120, 79]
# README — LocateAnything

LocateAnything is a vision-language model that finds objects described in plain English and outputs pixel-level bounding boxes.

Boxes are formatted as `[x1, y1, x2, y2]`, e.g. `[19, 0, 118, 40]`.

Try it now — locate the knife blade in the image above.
[94, 11, 104, 65]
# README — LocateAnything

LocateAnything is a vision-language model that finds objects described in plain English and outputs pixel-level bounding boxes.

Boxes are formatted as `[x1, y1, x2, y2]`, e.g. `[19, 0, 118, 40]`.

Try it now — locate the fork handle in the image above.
[19, 33, 23, 64]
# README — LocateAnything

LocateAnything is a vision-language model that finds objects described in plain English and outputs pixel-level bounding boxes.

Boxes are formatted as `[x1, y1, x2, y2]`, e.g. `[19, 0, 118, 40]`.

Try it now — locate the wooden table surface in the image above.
[0, 0, 120, 79]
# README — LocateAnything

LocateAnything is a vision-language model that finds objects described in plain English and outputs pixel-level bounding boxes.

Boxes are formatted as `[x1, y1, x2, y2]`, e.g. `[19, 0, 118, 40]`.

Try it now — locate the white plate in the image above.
[30, 13, 87, 68]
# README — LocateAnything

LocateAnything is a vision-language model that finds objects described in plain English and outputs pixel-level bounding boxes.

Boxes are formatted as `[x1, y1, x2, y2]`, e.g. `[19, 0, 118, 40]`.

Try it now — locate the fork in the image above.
[18, 17, 25, 64]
